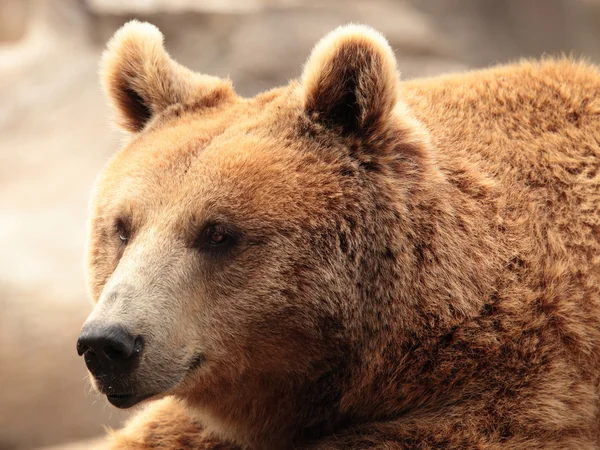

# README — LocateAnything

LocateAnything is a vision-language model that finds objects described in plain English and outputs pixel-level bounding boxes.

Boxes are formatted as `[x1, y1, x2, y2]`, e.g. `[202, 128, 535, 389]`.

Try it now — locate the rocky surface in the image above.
[1, 0, 600, 448]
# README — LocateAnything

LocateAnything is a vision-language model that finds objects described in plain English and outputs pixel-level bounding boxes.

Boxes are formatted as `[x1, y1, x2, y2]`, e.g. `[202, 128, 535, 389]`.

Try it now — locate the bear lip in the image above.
[106, 392, 154, 409]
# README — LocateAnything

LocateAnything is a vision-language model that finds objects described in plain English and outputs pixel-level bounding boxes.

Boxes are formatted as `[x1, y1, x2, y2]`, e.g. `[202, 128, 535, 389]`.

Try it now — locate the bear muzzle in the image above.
[77, 322, 151, 408]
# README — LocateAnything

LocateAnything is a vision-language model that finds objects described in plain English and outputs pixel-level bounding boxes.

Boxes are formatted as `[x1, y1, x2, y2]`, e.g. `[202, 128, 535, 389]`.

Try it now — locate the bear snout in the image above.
[77, 322, 144, 380]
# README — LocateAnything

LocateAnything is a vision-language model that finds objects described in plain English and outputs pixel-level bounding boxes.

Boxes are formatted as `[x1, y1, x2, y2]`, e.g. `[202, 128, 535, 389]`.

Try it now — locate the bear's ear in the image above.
[101, 21, 234, 133]
[301, 24, 399, 134]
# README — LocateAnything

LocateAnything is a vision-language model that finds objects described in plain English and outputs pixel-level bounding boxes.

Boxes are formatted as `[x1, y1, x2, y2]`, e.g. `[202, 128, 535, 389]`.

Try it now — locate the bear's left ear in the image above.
[101, 20, 234, 133]
[302, 24, 399, 135]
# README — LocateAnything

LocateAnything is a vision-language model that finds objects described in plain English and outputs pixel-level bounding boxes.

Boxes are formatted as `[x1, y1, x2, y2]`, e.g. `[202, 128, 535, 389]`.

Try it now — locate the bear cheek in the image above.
[86, 249, 107, 301]
[86, 226, 123, 301]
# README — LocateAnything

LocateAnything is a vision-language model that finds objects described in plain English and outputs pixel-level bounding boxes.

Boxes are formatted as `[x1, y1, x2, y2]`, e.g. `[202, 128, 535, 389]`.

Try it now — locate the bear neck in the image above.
[335, 120, 505, 427]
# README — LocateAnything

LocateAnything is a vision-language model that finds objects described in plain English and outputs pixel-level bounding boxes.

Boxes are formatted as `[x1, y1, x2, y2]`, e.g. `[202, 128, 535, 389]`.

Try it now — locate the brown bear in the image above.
[77, 20, 600, 449]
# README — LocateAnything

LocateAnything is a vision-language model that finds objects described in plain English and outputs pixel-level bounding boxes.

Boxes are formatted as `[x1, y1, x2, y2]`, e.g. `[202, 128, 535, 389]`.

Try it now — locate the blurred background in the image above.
[2, 0, 600, 448]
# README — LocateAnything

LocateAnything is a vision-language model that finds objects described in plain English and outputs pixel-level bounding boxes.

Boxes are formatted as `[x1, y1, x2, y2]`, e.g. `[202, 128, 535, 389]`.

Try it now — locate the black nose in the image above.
[77, 323, 143, 377]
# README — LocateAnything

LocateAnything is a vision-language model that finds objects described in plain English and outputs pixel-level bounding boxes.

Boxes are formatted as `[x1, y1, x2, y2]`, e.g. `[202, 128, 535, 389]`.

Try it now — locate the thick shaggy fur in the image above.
[84, 21, 600, 449]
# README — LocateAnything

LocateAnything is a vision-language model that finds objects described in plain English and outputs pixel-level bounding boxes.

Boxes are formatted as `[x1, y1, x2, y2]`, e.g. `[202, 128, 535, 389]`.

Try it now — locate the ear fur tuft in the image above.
[101, 20, 233, 133]
[302, 24, 399, 134]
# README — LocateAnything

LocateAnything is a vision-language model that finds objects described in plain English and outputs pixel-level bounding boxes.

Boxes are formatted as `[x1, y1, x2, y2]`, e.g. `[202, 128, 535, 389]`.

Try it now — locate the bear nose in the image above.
[77, 323, 143, 377]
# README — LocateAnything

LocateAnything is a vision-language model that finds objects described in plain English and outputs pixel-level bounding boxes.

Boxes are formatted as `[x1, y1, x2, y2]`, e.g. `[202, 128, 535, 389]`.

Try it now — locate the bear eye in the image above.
[115, 218, 130, 244]
[195, 224, 235, 252]
[208, 229, 227, 245]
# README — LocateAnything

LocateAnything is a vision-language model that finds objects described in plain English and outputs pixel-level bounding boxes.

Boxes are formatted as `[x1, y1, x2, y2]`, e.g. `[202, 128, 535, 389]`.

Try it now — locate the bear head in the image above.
[78, 21, 488, 449]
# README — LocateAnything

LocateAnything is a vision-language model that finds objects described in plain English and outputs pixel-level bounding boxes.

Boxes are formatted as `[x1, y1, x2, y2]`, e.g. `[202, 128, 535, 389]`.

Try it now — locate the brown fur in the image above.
[83, 21, 600, 449]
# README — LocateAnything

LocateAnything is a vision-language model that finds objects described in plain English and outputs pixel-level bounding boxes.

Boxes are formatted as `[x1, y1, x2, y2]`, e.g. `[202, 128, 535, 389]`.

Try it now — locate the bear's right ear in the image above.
[301, 24, 399, 135]
[101, 21, 234, 133]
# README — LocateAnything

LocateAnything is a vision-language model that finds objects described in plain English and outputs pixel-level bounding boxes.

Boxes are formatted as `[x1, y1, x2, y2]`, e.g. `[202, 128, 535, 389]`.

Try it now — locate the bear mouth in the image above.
[98, 354, 206, 409]
[106, 392, 155, 409]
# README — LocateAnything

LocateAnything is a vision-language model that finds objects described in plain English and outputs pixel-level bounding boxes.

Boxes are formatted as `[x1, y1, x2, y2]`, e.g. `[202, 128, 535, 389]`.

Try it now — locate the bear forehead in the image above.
[97, 96, 348, 225]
